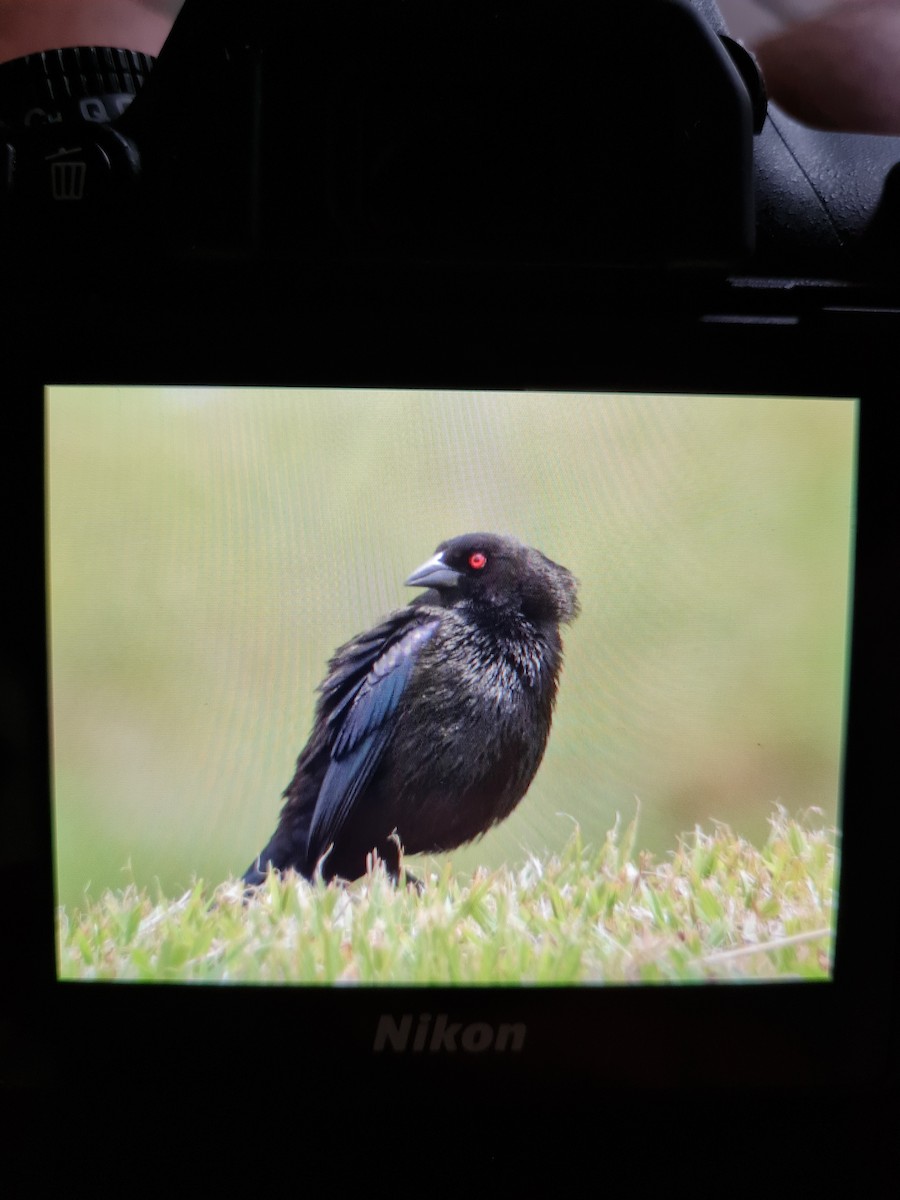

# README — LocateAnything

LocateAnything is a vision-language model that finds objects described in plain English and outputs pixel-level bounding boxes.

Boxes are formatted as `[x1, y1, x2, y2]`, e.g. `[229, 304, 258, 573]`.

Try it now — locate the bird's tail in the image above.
[241, 807, 314, 887]
[241, 855, 271, 888]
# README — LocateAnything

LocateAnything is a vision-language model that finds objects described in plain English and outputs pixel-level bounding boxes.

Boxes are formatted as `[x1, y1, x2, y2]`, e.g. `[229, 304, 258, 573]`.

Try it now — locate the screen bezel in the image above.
[7, 302, 897, 1101]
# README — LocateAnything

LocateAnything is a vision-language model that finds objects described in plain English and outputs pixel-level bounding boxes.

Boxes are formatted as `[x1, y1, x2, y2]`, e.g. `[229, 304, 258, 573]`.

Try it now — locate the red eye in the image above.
[468, 552, 487, 570]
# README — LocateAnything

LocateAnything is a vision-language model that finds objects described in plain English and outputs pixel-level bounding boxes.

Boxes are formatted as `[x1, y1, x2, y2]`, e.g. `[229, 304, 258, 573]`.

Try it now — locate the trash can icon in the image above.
[48, 151, 88, 202]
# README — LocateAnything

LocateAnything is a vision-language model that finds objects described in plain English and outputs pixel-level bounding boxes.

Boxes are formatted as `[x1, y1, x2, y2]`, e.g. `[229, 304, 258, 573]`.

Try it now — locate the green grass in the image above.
[57, 806, 836, 985]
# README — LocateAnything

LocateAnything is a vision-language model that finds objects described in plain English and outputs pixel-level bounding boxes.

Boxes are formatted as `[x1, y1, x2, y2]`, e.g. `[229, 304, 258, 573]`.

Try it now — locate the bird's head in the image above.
[405, 533, 579, 625]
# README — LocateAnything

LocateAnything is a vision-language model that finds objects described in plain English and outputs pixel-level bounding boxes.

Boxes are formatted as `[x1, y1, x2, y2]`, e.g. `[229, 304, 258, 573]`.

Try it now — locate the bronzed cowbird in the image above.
[243, 533, 579, 886]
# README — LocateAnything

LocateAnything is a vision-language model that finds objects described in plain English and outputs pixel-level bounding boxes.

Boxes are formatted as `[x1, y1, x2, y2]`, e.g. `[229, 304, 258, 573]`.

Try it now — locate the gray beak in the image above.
[405, 551, 463, 591]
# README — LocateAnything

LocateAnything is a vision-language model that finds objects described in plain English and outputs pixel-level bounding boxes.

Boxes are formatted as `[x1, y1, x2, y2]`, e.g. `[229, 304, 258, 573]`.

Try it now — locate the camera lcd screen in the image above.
[46, 385, 856, 986]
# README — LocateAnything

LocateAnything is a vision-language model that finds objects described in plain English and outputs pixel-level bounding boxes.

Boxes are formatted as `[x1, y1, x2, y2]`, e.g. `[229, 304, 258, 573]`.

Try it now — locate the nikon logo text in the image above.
[373, 1013, 526, 1054]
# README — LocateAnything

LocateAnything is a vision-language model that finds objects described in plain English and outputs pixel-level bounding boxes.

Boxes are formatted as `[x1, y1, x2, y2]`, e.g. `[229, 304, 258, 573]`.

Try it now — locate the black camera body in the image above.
[1, 0, 898, 404]
[2, 0, 898, 1144]
[2, 0, 900, 289]
[1, 0, 898, 396]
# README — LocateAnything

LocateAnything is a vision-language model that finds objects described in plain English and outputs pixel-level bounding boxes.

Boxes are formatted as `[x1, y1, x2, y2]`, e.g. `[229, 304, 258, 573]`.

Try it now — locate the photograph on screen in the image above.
[46, 386, 856, 985]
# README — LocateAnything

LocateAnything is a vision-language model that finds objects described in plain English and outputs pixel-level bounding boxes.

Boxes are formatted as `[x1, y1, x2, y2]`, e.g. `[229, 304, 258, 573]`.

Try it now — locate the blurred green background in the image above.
[47, 386, 855, 910]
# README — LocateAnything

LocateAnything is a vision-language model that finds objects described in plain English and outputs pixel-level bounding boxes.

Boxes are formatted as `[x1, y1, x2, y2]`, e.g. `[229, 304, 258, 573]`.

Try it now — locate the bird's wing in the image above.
[307, 614, 441, 866]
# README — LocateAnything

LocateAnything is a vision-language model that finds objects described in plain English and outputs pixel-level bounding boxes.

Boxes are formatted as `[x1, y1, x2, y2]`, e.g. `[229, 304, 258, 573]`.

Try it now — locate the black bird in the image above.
[242, 533, 579, 886]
